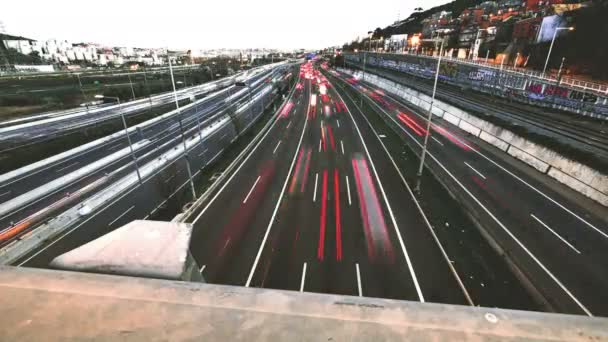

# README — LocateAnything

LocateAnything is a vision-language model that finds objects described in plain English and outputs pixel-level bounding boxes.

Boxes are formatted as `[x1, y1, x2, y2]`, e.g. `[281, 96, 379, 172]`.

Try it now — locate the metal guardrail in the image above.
[372, 51, 608, 96]
[345, 52, 608, 119]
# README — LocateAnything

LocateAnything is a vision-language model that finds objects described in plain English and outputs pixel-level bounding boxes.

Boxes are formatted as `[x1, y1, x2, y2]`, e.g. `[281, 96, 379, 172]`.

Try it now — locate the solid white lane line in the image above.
[199, 265, 206, 273]
[335, 78, 473, 306]
[191, 74, 302, 226]
[300, 262, 307, 292]
[198, 148, 208, 157]
[531, 214, 581, 254]
[348, 81, 592, 315]
[332, 85, 425, 302]
[273, 140, 282, 154]
[384, 91, 607, 240]
[341, 140, 345, 155]
[464, 162, 486, 180]
[356, 263, 362, 296]
[318, 138, 322, 152]
[287, 121, 292, 129]
[345, 175, 352, 206]
[313, 173, 319, 202]
[246, 82, 311, 288]
[0, 190, 10, 198]
[243, 176, 262, 203]
[55, 162, 79, 173]
[337, 119, 340, 128]
[431, 136, 444, 146]
[346, 79, 475, 306]
[108, 205, 134, 227]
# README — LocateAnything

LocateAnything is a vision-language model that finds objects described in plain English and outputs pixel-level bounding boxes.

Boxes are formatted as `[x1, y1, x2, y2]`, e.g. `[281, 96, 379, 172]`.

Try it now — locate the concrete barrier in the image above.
[339, 68, 608, 207]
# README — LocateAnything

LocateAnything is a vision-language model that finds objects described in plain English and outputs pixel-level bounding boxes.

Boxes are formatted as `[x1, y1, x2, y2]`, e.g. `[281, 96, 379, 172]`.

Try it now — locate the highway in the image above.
[325, 66, 608, 316]
[0, 65, 280, 153]
[188, 62, 472, 305]
[7, 64, 295, 266]
[4, 60, 607, 317]
[0, 66, 284, 246]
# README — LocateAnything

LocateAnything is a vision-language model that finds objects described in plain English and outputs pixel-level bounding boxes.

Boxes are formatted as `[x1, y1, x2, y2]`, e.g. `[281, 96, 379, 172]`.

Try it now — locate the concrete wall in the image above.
[340, 68, 608, 207]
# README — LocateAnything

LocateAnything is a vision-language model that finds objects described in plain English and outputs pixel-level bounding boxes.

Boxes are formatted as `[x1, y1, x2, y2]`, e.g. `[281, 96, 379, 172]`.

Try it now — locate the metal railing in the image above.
[371, 51, 608, 95]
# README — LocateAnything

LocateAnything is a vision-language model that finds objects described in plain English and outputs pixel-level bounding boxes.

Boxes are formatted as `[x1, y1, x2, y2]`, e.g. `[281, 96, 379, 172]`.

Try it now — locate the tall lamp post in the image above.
[542, 26, 574, 78]
[414, 37, 445, 193]
[168, 54, 198, 200]
[361, 31, 373, 106]
[94, 94, 142, 185]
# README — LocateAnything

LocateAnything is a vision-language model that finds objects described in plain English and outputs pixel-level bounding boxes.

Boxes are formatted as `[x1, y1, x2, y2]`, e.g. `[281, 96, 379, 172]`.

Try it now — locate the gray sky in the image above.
[2, 0, 448, 49]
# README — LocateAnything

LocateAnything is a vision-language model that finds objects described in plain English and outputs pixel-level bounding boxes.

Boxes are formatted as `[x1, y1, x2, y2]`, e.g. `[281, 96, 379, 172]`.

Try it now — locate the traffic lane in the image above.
[0, 69, 270, 191]
[355, 78, 608, 315]
[0, 77, 268, 204]
[19, 107, 248, 266]
[351, 70, 608, 235]
[0, 94, 242, 240]
[420, 125, 608, 315]
[190, 79, 309, 286]
[21, 154, 200, 267]
[255, 90, 360, 296]
[253, 83, 417, 300]
[0, 89, 232, 196]
[326, 70, 557, 310]
[333, 78, 469, 305]
[350, 72, 608, 246]
[191, 83, 307, 285]
[346, 77, 605, 313]
[0, 68, 270, 144]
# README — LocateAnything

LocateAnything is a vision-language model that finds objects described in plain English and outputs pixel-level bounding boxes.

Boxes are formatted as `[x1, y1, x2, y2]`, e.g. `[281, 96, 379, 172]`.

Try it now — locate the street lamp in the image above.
[542, 26, 574, 78]
[168, 55, 198, 200]
[362, 31, 373, 106]
[127, 71, 136, 101]
[74, 72, 89, 114]
[94, 94, 142, 185]
[414, 37, 445, 193]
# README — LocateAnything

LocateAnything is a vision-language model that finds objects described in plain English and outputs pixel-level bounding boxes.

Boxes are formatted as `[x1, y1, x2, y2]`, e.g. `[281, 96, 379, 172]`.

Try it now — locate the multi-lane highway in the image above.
[324, 66, 608, 316]
[0, 66, 286, 247]
[3, 59, 607, 318]
[188, 62, 474, 305]
[0, 65, 280, 153]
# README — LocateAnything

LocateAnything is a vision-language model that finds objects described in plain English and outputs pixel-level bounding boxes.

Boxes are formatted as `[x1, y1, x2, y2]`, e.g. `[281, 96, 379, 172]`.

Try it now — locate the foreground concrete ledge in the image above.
[0, 267, 606, 341]
[49, 220, 193, 280]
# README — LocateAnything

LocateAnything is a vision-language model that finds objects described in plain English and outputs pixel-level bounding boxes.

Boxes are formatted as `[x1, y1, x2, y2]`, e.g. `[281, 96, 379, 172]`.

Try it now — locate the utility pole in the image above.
[169, 55, 197, 200]
[142, 65, 153, 106]
[414, 38, 444, 193]
[542, 27, 574, 78]
[127, 71, 136, 101]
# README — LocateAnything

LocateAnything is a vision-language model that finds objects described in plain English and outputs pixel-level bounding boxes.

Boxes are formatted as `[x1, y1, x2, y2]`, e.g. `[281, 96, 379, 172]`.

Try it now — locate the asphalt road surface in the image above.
[189, 62, 470, 305]
[327, 67, 608, 316]
[0, 69, 280, 243]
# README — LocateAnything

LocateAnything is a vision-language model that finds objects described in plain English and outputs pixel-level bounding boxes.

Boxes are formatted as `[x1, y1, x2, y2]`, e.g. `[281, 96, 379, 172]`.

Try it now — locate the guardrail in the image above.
[372, 51, 608, 95]
[345, 52, 608, 119]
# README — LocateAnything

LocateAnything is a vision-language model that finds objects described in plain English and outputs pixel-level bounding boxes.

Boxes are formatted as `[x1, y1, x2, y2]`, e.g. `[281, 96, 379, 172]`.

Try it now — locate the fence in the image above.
[345, 52, 608, 119]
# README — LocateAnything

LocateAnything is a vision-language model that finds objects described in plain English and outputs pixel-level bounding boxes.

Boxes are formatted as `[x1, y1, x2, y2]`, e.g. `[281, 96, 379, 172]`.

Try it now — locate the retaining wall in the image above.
[339, 68, 608, 207]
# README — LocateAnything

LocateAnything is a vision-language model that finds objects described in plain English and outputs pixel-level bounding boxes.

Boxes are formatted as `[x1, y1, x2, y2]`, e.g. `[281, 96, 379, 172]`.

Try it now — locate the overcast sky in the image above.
[2, 0, 448, 50]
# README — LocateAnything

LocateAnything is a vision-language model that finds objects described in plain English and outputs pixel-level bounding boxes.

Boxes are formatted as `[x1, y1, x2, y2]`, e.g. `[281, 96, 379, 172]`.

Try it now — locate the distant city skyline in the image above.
[2, 0, 448, 50]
